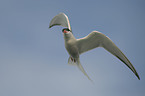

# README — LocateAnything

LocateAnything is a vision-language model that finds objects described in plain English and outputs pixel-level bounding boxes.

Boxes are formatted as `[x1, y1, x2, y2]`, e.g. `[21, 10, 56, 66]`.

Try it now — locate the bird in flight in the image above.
[49, 13, 140, 81]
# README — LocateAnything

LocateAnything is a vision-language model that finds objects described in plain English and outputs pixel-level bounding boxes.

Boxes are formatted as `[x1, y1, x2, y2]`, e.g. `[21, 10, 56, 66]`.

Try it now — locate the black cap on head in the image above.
[62, 28, 71, 32]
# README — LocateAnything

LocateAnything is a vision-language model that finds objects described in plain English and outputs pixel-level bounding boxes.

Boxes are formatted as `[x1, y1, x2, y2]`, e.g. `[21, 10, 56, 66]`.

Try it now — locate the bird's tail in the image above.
[68, 57, 93, 81]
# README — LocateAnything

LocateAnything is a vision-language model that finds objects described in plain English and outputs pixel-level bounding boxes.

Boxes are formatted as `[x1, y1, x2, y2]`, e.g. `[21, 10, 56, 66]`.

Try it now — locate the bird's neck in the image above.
[63, 32, 76, 42]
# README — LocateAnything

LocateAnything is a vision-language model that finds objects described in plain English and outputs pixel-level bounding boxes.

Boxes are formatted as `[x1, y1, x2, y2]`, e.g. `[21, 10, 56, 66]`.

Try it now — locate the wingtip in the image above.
[136, 74, 140, 80]
[59, 12, 65, 15]
[48, 25, 52, 29]
[48, 25, 51, 29]
[133, 70, 140, 80]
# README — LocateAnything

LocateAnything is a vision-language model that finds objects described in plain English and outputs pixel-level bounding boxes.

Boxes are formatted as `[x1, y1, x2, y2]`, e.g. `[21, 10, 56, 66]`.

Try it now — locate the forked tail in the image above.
[68, 57, 93, 82]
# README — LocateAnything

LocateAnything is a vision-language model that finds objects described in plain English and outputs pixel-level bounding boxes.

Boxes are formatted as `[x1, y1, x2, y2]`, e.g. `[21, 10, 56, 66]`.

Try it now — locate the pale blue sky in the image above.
[0, 0, 145, 96]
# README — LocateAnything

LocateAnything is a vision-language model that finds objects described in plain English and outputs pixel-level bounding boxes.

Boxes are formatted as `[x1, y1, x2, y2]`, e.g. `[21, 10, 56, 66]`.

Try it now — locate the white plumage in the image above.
[49, 13, 140, 81]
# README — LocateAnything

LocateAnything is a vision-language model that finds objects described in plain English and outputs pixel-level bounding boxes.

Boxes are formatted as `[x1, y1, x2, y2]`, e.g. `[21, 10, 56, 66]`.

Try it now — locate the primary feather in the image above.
[77, 31, 140, 79]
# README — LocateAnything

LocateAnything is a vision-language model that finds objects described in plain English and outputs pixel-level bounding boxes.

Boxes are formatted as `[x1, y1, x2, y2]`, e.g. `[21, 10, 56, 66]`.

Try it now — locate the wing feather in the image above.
[49, 13, 71, 30]
[77, 31, 103, 54]
[77, 31, 140, 79]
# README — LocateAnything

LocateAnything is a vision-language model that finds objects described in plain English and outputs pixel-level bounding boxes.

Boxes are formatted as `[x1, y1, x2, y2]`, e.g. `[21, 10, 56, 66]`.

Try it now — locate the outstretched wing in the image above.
[76, 31, 140, 80]
[49, 13, 71, 31]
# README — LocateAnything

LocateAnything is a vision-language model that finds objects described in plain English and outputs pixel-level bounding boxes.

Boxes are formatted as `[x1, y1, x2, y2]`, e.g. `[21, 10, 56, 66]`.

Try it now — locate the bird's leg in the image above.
[71, 57, 73, 61]
[71, 57, 76, 63]
[74, 58, 76, 62]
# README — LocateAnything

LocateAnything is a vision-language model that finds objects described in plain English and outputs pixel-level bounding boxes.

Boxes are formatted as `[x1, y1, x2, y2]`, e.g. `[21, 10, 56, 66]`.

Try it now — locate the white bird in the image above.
[49, 13, 140, 80]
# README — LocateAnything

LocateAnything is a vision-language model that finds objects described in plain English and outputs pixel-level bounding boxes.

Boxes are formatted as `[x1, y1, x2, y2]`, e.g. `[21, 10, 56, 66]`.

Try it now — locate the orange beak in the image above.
[63, 30, 68, 33]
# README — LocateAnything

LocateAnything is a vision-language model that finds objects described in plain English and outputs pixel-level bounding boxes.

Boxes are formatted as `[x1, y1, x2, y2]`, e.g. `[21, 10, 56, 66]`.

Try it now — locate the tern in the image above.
[49, 13, 140, 80]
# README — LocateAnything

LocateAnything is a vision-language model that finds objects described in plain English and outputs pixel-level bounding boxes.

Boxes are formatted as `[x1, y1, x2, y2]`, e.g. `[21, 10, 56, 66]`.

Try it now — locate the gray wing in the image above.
[49, 13, 71, 30]
[76, 31, 140, 80]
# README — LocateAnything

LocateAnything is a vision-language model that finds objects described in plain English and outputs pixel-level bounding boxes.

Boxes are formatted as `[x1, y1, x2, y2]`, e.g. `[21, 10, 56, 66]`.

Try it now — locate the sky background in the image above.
[0, 0, 145, 96]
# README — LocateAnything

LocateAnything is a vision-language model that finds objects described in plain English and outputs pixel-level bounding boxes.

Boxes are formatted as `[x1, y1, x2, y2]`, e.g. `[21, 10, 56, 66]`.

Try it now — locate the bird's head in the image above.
[62, 28, 71, 34]
[62, 28, 74, 40]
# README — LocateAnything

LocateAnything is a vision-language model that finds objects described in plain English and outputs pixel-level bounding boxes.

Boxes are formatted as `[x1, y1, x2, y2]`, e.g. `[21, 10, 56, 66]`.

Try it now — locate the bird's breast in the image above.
[65, 40, 79, 58]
